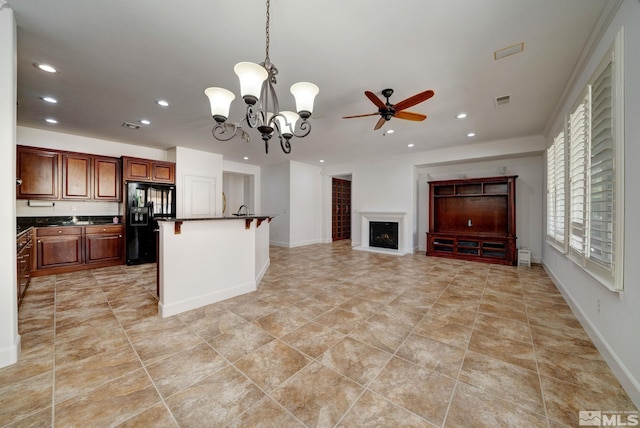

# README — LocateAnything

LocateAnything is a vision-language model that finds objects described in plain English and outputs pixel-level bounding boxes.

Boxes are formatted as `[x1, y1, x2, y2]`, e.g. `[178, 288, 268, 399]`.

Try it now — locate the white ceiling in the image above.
[9, 0, 608, 167]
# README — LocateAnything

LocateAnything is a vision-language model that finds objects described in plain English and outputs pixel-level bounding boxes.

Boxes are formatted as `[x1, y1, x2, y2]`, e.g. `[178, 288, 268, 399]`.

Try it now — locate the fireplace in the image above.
[369, 221, 399, 250]
[356, 211, 407, 255]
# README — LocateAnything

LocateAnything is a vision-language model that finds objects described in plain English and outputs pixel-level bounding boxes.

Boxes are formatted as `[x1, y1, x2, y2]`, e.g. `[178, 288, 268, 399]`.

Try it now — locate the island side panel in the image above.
[158, 219, 256, 317]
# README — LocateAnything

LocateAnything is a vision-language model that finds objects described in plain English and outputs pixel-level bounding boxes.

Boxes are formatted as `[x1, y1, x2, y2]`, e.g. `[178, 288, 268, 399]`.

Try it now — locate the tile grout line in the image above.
[334, 267, 455, 427]
[439, 268, 488, 428]
[95, 267, 182, 428]
[520, 270, 553, 428]
[50, 275, 58, 428]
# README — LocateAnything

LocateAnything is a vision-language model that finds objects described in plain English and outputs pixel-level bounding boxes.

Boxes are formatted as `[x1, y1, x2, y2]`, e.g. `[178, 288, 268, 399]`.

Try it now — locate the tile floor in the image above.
[1, 241, 637, 427]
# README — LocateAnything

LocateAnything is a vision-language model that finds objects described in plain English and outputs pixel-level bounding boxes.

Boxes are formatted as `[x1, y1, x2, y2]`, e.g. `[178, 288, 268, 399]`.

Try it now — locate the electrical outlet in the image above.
[71, 206, 77, 212]
[105, 205, 110, 211]
[597, 298, 601, 313]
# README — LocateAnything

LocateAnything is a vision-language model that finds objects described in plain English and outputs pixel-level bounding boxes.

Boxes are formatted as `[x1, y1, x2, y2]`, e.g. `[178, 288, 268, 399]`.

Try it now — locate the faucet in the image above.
[237, 204, 249, 216]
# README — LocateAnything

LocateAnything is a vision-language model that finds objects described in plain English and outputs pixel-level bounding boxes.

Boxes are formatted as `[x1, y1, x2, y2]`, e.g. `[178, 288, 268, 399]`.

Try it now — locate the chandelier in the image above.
[204, 0, 319, 154]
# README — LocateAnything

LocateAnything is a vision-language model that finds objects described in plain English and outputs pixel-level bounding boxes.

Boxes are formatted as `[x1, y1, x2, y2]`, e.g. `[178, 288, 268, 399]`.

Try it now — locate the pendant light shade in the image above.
[276, 111, 299, 136]
[290, 82, 319, 118]
[234, 62, 268, 105]
[204, 87, 236, 122]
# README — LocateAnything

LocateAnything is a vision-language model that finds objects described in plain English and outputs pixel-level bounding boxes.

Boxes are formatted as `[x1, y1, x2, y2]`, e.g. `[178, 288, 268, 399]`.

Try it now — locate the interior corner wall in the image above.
[542, 0, 640, 406]
[289, 161, 322, 247]
[0, 4, 19, 368]
[261, 162, 290, 246]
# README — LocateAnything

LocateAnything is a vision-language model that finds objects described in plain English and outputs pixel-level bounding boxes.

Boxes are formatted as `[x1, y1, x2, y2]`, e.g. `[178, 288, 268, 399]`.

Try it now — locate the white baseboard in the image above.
[159, 281, 256, 318]
[542, 261, 640, 408]
[256, 258, 270, 286]
[0, 334, 20, 369]
[269, 239, 323, 248]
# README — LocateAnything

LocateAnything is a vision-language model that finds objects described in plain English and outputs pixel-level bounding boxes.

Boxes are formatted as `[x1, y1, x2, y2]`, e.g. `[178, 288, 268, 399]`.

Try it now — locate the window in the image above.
[546, 130, 566, 249]
[546, 29, 624, 291]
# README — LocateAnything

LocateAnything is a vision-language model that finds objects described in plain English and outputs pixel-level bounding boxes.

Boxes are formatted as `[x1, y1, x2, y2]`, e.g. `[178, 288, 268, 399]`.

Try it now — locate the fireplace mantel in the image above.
[354, 211, 408, 255]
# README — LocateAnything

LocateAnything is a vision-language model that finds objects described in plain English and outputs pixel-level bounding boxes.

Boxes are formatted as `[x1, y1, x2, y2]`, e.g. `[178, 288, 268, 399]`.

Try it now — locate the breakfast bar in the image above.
[156, 215, 272, 318]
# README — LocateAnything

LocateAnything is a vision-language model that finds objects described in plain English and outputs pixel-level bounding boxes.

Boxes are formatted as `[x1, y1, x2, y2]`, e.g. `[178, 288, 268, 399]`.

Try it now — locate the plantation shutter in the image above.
[546, 130, 566, 249]
[568, 90, 589, 257]
[588, 57, 614, 269]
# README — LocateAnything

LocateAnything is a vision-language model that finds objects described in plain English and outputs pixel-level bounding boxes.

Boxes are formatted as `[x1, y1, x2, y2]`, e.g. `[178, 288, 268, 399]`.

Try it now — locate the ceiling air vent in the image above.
[122, 121, 141, 130]
[494, 94, 511, 109]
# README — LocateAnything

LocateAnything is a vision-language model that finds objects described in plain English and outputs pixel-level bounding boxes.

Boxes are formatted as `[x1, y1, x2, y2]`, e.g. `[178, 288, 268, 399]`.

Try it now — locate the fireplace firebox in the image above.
[369, 221, 399, 250]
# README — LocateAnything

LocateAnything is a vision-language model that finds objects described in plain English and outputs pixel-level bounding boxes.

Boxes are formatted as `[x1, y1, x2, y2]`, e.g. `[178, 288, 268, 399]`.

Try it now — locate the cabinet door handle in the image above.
[103, 228, 106, 232]
[118, 235, 122, 238]
[58, 230, 62, 233]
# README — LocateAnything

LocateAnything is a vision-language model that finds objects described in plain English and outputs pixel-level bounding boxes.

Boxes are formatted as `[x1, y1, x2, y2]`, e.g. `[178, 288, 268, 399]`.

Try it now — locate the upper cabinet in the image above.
[17, 146, 60, 199]
[17, 146, 121, 201]
[62, 152, 91, 199]
[122, 156, 175, 184]
[94, 156, 121, 200]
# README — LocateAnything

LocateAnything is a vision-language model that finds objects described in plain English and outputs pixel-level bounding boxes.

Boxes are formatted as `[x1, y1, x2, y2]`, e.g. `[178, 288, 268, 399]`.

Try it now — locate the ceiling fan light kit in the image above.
[342, 87, 434, 130]
[204, 0, 319, 154]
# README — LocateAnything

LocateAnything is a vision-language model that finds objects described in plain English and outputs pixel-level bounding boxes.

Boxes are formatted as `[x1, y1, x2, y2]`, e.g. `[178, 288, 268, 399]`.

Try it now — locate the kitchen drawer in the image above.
[36, 226, 82, 237]
[85, 225, 123, 234]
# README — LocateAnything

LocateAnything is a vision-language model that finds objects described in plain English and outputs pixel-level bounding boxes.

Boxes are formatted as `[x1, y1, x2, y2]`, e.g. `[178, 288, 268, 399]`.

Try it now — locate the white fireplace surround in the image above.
[355, 211, 408, 256]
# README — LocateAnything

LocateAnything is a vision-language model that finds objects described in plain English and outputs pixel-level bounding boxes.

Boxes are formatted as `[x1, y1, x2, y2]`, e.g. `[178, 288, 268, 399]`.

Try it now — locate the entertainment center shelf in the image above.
[427, 175, 517, 265]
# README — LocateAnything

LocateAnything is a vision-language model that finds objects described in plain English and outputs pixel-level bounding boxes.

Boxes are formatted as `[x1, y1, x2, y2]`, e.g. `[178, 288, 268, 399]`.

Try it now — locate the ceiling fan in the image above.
[342, 88, 435, 130]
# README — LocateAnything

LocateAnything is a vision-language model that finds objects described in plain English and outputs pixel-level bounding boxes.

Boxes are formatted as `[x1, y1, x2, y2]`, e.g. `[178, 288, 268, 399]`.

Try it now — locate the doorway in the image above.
[332, 177, 351, 241]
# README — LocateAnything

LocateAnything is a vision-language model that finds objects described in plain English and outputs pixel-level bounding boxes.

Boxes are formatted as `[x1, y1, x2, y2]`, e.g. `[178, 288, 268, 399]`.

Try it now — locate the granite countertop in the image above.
[17, 216, 122, 234]
[156, 214, 274, 222]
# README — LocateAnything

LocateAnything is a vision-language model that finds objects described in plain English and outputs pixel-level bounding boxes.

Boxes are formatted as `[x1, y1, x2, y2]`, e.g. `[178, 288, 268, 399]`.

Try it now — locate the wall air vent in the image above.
[494, 42, 524, 60]
[494, 94, 511, 109]
[122, 121, 141, 130]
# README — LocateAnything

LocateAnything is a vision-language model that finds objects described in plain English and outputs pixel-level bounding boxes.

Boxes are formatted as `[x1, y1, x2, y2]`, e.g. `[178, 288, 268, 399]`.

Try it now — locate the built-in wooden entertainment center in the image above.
[426, 175, 517, 265]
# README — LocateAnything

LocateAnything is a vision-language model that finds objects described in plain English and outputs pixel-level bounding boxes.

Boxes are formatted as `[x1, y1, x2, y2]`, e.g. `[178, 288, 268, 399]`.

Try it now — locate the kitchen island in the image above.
[156, 215, 272, 318]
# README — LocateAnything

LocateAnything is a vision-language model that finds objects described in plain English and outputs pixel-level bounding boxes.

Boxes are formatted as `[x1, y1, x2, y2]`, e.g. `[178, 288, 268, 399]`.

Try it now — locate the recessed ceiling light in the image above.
[35, 63, 57, 73]
[386, 129, 394, 134]
[456, 113, 467, 119]
[40, 96, 58, 104]
[407, 144, 414, 148]
[467, 132, 476, 137]
[156, 100, 169, 107]
[140, 119, 151, 125]
[243, 156, 249, 160]
[319, 160, 325, 163]
[44, 118, 58, 124]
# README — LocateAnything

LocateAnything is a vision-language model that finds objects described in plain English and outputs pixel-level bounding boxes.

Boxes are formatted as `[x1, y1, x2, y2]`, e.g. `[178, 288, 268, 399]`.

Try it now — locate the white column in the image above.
[0, 2, 20, 368]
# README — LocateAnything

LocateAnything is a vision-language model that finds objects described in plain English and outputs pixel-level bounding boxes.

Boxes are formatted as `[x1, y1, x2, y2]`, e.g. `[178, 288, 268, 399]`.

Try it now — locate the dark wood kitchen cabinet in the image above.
[32, 224, 124, 276]
[17, 146, 122, 201]
[122, 156, 175, 184]
[62, 152, 91, 199]
[426, 175, 517, 265]
[85, 225, 123, 264]
[35, 227, 83, 270]
[16, 229, 32, 306]
[93, 156, 121, 201]
[17, 146, 60, 199]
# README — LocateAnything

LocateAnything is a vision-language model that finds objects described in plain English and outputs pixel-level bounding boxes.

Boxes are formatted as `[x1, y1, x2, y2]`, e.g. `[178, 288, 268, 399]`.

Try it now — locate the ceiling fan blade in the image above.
[365, 91, 386, 109]
[394, 111, 427, 121]
[393, 90, 435, 111]
[342, 112, 379, 119]
[374, 116, 386, 130]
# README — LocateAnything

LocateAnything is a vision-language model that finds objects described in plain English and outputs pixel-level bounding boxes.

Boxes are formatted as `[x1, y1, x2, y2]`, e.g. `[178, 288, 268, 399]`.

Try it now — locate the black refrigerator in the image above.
[126, 182, 176, 265]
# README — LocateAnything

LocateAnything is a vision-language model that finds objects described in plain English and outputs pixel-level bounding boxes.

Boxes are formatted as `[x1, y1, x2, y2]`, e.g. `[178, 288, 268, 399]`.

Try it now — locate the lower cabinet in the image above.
[17, 230, 32, 306]
[33, 225, 124, 276]
[427, 233, 517, 266]
[36, 227, 83, 270]
[85, 225, 123, 264]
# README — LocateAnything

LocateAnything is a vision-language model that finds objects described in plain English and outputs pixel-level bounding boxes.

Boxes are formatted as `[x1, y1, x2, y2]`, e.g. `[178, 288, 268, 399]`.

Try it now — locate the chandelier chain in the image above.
[265, 0, 270, 64]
